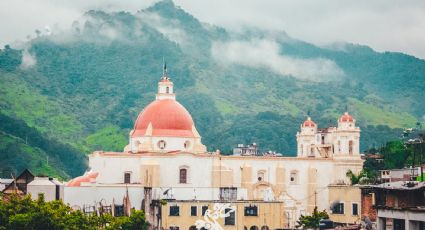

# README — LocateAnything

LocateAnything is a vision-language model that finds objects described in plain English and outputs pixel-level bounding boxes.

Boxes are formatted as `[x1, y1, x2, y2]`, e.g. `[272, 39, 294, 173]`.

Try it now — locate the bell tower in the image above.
[156, 61, 175, 100]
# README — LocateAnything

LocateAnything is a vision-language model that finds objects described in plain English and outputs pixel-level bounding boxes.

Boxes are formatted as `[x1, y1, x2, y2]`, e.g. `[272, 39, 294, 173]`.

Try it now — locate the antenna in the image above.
[162, 57, 167, 77]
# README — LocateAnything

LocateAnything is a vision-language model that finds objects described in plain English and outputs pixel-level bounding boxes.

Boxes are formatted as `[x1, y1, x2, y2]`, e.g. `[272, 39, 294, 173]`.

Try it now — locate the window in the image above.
[124, 172, 131, 184]
[321, 135, 325, 144]
[179, 168, 187, 184]
[352, 203, 358, 216]
[157, 140, 166, 149]
[332, 202, 344, 214]
[224, 208, 235, 225]
[170, 227, 179, 230]
[114, 205, 124, 217]
[169, 206, 180, 216]
[189, 226, 197, 230]
[244, 205, 258, 216]
[257, 170, 265, 182]
[166, 87, 170, 93]
[202, 206, 208, 216]
[250, 226, 259, 230]
[290, 170, 299, 184]
[184, 140, 191, 149]
[220, 187, 237, 201]
[191, 206, 197, 216]
[261, 226, 269, 230]
[349, 140, 353, 155]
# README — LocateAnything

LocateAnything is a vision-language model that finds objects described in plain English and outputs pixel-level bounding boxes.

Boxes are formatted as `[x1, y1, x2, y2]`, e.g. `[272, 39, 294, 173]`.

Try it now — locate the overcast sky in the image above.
[1, 0, 424, 59]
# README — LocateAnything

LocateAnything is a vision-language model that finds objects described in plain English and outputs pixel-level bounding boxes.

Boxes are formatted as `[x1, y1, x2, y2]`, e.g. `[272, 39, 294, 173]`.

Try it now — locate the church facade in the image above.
[64, 68, 364, 229]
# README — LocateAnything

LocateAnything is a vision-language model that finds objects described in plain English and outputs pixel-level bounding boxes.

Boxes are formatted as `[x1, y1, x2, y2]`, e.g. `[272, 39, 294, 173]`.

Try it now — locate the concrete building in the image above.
[161, 200, 286, 229]
[63, 67, 364, 229]
[27, 177, 63, 201]
[233, 143, 259, 156]
[362, 181, 425, 230]
[379, 168, 420, 183]
[328, 185, 362, 225]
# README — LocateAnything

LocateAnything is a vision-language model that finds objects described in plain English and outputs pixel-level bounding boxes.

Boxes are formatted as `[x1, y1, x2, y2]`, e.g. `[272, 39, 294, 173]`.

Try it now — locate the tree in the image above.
[0, 193, 149, 230]
[296, 207, 329, 229]
[346, 169, 373, 185]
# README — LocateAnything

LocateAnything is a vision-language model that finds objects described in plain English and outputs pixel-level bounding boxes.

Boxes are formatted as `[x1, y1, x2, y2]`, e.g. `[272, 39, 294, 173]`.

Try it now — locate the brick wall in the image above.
[361, 193, 377, 222]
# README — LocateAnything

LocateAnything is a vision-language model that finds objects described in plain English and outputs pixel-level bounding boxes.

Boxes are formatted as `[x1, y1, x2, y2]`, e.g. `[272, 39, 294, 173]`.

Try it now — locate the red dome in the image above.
[132, 99, 195, 137]
[303, 117, 316, 127]
[339, 112, 354, 122]
[67, 172, 98, 187]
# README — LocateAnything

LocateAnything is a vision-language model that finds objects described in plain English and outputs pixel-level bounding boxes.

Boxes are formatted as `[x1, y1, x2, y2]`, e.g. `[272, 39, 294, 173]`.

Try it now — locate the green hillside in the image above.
[0, 113, 86, 179]
[0, 0, 424, 175]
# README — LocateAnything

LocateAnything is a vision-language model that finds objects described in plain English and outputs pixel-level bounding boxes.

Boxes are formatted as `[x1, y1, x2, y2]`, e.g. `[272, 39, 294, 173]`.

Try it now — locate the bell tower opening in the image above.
[156, 61, 175, 100]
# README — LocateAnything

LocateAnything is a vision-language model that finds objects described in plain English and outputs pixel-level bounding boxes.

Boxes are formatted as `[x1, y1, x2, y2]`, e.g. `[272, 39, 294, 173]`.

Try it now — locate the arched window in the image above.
[179, 168, 187, 184]
[157, 140, 166, 149]
[349, 140, 353, 155]
[124, 172, 131, 184]
[166, 87, 170, 93]
[261, 226, 269, 230]
[290, 170, 299, 185]
[257, 170, 265, 182]
[250, 226, 259, 230]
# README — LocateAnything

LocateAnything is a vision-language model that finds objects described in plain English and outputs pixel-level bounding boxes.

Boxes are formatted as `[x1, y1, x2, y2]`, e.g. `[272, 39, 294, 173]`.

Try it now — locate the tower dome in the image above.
[303, 117, 316, 127]
[339, 112, 354, 122]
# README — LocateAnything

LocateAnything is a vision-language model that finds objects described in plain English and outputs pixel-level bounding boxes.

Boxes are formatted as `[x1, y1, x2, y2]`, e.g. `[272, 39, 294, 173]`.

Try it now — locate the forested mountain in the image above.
[0, 0, 424, 178]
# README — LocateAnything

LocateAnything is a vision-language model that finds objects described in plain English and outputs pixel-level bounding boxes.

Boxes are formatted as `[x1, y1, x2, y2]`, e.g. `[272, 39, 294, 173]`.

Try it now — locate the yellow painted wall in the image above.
[140, 163, 160, 187]
[328, 185, 361, 224]
[161, 201, 287, 230]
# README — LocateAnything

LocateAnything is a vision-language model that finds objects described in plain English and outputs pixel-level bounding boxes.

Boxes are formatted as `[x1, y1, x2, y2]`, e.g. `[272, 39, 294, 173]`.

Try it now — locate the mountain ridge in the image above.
[0, 0, 424, 176]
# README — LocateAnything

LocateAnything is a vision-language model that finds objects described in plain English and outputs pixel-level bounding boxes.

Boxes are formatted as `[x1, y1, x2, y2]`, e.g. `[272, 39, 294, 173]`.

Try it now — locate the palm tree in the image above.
[346, 169, 371, 185]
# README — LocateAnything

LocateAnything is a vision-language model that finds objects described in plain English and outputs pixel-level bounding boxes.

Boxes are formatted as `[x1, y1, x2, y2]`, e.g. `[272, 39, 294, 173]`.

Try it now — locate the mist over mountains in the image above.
[1, 0, 424, 178]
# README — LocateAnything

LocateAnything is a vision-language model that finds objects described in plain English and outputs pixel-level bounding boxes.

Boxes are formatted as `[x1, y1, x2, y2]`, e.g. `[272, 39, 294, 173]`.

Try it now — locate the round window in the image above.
[157, 140, 166, 149]
[184, 140, 191, 149]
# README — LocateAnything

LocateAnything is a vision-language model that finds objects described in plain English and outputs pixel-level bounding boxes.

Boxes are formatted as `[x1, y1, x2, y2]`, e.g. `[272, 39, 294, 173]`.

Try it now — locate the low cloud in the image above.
[137, 12, 188, 45]
[211, 39, 344, 81]
[20, 49, 36, 69]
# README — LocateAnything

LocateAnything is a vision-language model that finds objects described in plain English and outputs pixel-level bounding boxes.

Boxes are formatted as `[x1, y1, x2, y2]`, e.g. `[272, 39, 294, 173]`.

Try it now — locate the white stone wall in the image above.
[64, 186, 144, 209]
[28, 184, 57, 202]
[75, 153, 361, 213]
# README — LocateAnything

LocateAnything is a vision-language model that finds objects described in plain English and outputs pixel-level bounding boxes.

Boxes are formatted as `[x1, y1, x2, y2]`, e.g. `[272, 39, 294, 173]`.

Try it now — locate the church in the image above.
[64, 67, 364, 229]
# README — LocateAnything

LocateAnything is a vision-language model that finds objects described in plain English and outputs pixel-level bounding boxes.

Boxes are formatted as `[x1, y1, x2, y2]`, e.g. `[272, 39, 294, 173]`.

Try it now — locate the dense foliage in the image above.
[0, 194, 149, 230]
[0, 0, 424, 176]
[363, 134, 425, 182]
[296, 206, 329, 229]
[0, 113, 86, 179]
